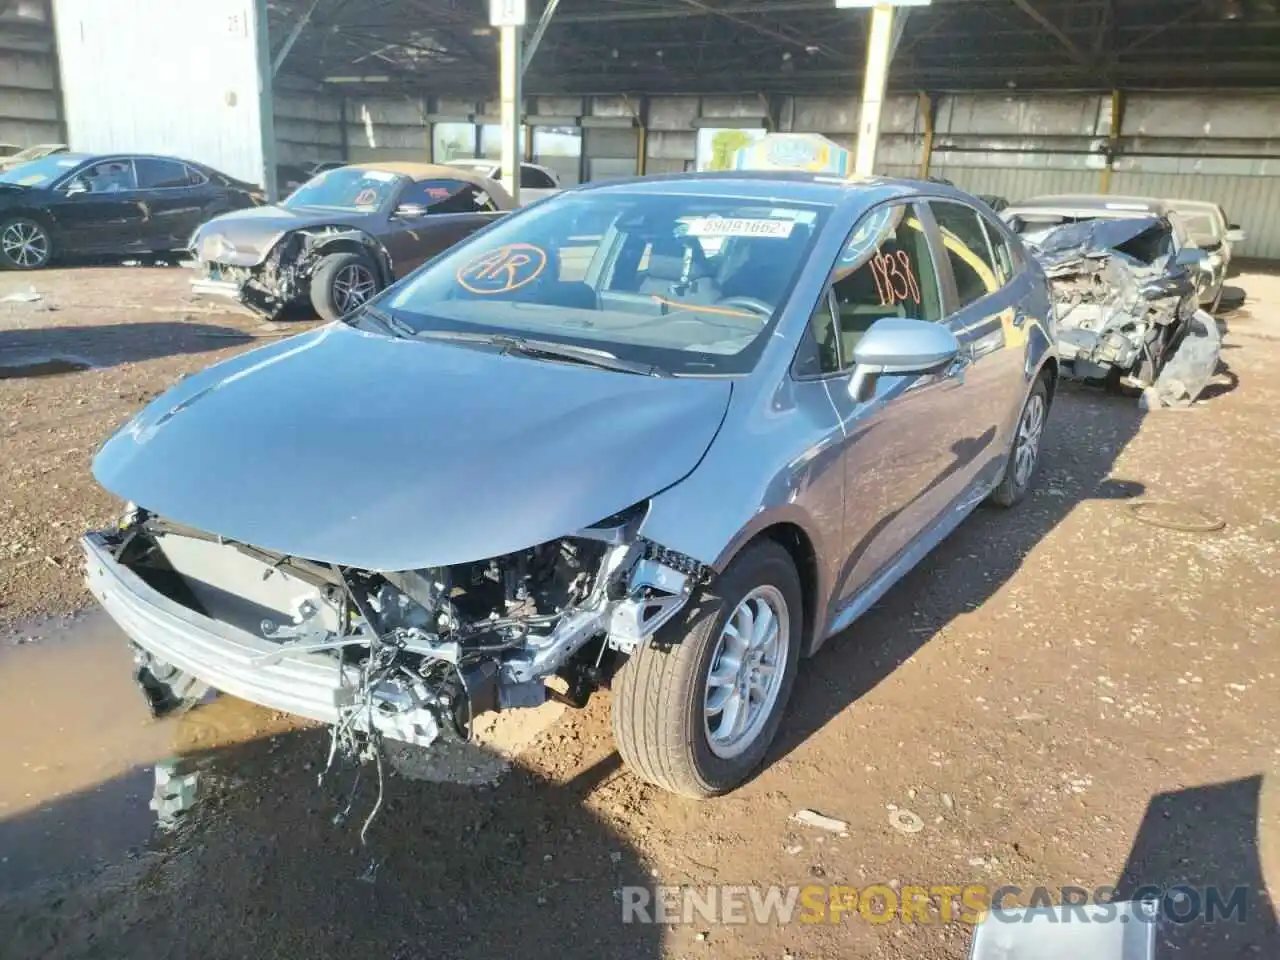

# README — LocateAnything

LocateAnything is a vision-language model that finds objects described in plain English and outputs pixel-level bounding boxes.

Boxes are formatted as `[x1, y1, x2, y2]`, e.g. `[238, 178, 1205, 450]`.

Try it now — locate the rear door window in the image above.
[520, 165, 556, 189]
[981, 218, 1018, 286]
[134, 157, 193, 190]
[929, 201, 1002, 307]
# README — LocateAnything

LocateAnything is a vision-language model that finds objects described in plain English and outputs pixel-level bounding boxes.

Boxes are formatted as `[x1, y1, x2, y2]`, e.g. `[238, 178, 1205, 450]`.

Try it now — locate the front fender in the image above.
[307, 230, 393, 286]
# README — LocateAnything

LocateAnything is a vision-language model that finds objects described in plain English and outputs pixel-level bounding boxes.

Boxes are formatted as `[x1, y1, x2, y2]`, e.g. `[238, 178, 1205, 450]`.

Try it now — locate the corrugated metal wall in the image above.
[0, 1, 62, 148]
[52, 0, 269, 187]
[264, 85, 1280, 258]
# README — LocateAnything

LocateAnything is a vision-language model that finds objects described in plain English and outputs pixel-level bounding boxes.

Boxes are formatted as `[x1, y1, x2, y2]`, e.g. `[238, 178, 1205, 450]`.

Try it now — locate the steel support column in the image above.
[854, 3, 895, 176]
[499, 24, 523, 204]
[1100, 87, 1123, 193]
[917, 89, 935, 179]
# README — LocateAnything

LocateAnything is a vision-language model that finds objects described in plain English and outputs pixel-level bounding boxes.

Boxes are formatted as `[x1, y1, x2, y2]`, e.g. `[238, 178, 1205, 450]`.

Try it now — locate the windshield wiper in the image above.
[414, 330, 665, 377]
[348, 306, 415, 339]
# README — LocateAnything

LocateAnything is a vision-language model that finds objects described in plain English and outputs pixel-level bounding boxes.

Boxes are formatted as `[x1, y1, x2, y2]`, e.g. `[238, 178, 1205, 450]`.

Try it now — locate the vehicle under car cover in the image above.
[92, 322, 732, 571]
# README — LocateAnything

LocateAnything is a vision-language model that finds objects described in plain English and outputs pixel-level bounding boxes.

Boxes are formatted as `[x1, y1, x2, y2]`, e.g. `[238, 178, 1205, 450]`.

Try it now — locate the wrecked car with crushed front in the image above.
[1006, 209, 1218, 401]
[189, 162, 513, 321]
[85, 172, 1056, 798]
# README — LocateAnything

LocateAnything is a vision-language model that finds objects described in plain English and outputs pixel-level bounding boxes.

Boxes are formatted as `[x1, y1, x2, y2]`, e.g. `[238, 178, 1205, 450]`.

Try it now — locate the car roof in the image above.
[339, 160, 515, 207]
[1011, 193, 1170, 215]
[569, 170, 955, 208]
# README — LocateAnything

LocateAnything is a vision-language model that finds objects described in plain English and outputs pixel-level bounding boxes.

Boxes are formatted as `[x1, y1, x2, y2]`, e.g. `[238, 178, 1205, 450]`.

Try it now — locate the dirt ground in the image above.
[0, 264, 1277, 959]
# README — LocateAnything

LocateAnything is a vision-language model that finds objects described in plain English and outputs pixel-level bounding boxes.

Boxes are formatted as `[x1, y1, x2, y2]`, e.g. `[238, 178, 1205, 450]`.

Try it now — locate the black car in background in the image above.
[0, 152, 263, 270]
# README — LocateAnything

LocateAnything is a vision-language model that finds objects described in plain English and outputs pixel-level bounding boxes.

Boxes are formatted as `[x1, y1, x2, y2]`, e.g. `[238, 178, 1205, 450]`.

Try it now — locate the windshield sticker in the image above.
[353, 188, 380, 207]
[426, 186, 451, 200]
[870, 251, 922, 307]
[456, 243, 548, 294]
[18, 174, 47, 185]
[56, 158, 78, 167]
[683, 217, 795, 239]
[362, 170, 398, 182]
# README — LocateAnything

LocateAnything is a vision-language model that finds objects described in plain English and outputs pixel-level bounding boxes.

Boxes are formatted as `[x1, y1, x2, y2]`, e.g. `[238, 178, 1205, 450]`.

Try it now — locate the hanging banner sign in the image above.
[732, 133, 853, 177]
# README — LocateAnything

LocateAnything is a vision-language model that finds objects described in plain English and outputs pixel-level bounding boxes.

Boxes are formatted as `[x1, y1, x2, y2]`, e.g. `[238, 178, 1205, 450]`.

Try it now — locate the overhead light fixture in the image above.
[835, 0, 931, 7]
[1221, 0, 1243, 18]
[323, 75, 391, 83]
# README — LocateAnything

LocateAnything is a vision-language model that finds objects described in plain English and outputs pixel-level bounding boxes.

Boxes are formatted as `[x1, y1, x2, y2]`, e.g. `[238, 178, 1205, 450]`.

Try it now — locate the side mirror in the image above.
[64, 179, 87, 196]
[393, 203, 427, 219]
[1226, 226, 1246, 244]
[847, 318, 961, 403]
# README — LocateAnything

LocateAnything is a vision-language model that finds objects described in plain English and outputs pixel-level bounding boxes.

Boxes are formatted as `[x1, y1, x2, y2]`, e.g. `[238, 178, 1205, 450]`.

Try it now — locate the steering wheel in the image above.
[715, 296, 774, 319]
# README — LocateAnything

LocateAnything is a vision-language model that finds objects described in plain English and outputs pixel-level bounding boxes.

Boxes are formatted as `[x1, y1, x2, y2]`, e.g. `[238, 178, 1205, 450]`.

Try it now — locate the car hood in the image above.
[191, 204, 372, 266]
[93, 323, 733, 571]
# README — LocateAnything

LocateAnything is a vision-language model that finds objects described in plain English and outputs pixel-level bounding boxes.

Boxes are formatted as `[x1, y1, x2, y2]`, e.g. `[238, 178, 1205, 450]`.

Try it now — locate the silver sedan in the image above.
[84, 172, 1056, 797]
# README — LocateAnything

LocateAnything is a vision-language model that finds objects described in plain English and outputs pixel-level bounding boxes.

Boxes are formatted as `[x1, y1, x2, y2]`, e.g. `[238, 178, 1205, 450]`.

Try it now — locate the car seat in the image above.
[718, 225, 812, 306]
[637, 236, 721, 304]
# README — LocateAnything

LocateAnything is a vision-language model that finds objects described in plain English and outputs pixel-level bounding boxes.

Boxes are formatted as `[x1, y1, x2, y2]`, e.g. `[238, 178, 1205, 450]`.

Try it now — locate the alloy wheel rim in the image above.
[1014, 393, 1045, 488]
[1, 221, 49, 268]
[703, 585, 789, 760]
[332, 264, 376, 313]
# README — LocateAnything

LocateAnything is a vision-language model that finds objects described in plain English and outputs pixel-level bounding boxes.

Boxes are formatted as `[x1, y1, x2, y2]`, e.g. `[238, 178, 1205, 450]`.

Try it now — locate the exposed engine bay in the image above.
[197, 226, 386, 319]
[94, 504, 707, 749]
[1028, 216, 1198, 389]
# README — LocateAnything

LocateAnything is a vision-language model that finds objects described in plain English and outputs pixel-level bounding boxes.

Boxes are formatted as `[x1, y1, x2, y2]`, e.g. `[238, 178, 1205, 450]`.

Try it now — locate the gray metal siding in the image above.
[52, 0, 268, 186]
[1110, 172, 1280, 260]
[0, 3, 61, 147]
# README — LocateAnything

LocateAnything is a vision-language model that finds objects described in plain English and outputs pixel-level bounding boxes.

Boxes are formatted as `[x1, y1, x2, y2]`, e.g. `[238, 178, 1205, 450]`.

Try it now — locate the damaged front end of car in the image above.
[83, 500, 707, 748]
[1029, 216, 1205, 391]
[190, 226, 385, 319]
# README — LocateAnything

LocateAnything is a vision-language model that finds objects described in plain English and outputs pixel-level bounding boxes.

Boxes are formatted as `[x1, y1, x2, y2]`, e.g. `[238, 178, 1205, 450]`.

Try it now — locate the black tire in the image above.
[989, 375, 1050, 508]
[309, 250, 381, 321]
[0, 215, 53, 270]
[611, 540, 803, 798]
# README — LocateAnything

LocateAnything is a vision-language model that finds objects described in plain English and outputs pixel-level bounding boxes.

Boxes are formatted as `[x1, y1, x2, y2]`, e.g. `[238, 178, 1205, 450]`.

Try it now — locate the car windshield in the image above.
[382, 190, 830, 375]
[282, 167, 403, 212]
[1173, 210, 1220, 246]
[0, 153, 82, 185]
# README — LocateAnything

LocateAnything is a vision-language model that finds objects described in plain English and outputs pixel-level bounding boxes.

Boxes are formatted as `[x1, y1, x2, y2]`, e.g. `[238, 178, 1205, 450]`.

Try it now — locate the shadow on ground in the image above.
[0, 730, 658, 960]
[773, 384, 1146, 761]
[1114, 774, 1278, 958]
[0, 322, 254, 379]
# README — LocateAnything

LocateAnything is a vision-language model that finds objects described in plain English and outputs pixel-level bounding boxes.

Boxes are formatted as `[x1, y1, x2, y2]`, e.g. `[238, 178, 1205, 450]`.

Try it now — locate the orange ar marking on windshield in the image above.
[456, 243, 548, 294]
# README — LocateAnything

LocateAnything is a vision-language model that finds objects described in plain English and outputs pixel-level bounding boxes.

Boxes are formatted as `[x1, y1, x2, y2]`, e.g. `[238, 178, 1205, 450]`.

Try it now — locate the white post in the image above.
[499, 24, 522, 205]
[854, 2, 895, 177]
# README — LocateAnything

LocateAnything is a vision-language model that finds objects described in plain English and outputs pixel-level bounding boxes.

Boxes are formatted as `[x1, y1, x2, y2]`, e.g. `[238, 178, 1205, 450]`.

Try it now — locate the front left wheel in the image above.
[309, 250, 381, 321]
[0, 216, 52, 270]
[611, 540, 803, 798]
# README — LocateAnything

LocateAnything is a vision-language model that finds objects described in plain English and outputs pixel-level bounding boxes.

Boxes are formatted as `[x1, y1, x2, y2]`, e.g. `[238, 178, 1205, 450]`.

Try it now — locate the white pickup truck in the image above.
[441, 159, 561, 205]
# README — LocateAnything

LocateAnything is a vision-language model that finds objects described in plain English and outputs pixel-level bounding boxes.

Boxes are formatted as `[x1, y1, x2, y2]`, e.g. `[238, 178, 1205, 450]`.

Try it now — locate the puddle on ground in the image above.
[0, 610, 565, 894]
[0, 612, 293, 894]
[0, 357, 92, 380]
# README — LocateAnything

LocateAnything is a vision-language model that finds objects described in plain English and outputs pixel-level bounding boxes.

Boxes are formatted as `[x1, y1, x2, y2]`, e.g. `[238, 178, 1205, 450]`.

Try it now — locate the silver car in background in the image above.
[83, 173, 1056, 797]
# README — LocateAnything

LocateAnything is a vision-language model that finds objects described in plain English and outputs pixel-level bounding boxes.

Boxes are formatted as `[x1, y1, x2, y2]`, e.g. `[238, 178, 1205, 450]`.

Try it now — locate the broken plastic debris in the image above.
[888, 808, 925, 834]
[790, 809, 850, 835]
[1, 287, 41, 303]
[150, 760, 199, 831]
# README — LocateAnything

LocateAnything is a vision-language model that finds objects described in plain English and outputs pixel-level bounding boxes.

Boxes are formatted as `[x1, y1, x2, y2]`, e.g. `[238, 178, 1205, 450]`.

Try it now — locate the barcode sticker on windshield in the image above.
[684, 217, 795, 239]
